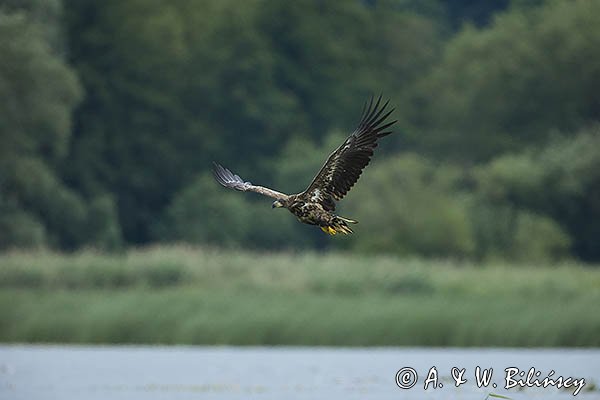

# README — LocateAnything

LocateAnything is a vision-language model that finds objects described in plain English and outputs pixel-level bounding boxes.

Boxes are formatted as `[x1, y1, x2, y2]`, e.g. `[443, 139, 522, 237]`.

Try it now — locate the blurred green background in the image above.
[1, 0, 599, 346]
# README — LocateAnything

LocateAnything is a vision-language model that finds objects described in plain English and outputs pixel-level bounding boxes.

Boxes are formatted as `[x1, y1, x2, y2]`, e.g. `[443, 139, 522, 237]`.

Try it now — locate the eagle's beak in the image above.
[272, 200, 283, 208]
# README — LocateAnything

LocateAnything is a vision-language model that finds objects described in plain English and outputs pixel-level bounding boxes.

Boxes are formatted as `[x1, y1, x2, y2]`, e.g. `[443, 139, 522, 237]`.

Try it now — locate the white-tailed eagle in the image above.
[213, 96, 396, 235]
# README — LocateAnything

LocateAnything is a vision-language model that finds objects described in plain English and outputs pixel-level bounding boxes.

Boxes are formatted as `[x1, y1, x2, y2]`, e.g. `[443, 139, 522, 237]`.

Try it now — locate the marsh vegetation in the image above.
[1, 246, 598, 346]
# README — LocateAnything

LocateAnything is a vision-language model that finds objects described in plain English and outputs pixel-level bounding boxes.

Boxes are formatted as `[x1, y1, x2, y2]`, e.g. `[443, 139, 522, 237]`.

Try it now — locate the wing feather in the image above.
[302, 95, 396, 211]
[213, 163, 288, 200]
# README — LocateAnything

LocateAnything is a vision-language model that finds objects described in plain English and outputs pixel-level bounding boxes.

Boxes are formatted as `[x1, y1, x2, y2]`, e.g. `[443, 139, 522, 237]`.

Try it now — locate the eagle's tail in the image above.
[320, 216, 358, 235]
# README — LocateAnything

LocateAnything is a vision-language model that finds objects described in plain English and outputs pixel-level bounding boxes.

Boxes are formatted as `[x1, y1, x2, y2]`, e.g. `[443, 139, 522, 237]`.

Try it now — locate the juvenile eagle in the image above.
[213, 96, 396, 235]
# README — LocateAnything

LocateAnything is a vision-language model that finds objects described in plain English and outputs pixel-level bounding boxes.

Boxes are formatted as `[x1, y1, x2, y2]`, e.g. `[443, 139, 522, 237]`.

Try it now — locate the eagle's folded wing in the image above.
[302, 95, 396, 211]
[213, 163, 288, 200]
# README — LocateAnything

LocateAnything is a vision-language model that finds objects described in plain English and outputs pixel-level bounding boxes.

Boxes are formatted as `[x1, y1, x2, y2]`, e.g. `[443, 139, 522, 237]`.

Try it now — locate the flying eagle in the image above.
[213, 96, 396, 235]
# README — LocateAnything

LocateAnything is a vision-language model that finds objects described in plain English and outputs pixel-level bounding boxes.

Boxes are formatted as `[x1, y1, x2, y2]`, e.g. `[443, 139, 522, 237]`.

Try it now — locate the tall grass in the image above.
[1, 246, 599, 346]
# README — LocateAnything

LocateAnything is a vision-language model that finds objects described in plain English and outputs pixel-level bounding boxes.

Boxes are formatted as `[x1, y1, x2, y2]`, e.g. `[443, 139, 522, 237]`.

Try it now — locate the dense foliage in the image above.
[0, 0, 598, 261]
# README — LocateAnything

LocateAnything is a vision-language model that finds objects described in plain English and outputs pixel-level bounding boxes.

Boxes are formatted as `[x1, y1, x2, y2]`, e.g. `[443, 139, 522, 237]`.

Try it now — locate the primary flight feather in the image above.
[213, 95, 396, 235]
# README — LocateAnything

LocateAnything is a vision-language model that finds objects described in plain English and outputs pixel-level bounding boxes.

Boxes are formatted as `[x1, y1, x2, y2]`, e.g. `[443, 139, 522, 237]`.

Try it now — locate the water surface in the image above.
[1, 345, 598, 399]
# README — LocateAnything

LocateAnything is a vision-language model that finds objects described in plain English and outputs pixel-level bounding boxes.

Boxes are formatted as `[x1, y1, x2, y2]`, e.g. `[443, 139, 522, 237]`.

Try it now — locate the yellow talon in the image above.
[320, 225, 355, 235]
[321, 226, 337, 235]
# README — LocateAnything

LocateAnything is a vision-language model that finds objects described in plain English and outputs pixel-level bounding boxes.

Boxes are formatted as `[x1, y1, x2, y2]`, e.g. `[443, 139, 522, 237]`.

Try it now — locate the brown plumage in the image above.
[213, 95, 396, 235]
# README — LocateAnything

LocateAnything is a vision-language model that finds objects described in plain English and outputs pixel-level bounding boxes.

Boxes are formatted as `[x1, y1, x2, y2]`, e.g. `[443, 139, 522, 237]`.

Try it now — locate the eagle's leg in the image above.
[320, 226, 338, 235]
[320, 216, 357, 235]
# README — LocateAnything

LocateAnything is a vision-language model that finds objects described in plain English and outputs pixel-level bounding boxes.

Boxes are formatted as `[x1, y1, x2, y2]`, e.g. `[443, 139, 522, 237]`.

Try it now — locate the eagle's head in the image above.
[272, 200, 285, 209]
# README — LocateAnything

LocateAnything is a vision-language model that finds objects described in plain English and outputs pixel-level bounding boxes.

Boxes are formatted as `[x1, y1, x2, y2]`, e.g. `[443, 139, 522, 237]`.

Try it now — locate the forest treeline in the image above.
[1, 0, 598, 261]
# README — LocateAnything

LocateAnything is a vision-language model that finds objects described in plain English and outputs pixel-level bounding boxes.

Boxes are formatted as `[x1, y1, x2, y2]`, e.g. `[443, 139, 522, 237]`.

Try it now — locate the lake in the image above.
[0, 346, 598, 399]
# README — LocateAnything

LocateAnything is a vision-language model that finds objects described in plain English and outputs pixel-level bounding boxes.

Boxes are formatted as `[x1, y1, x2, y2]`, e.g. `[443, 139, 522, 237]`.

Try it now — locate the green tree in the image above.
[475, 126, 600, 261]
[0, 9, 79, 249]
[63, 0, 192, 243]
[342, 154, 476, 258]
[0, 6, 121, 250]
[416, 0, 600, 161]
[338, 151, 574, 262]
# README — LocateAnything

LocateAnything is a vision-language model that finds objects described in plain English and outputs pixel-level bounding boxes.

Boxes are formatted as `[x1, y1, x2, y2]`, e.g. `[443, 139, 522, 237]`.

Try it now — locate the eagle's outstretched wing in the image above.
[301, 95, 396, 211]
[213, 163, 289, 200]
